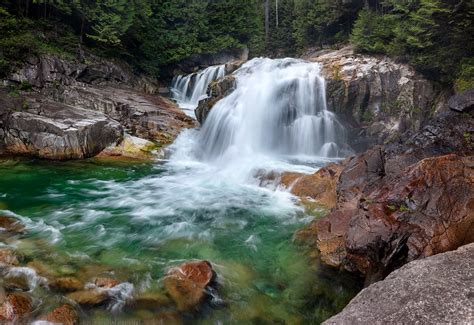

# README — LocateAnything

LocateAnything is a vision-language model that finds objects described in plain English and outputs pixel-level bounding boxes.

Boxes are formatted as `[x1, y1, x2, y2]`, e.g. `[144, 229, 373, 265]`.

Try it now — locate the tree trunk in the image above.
[275, 0, 278, 27]
[265, 0, 270, 45]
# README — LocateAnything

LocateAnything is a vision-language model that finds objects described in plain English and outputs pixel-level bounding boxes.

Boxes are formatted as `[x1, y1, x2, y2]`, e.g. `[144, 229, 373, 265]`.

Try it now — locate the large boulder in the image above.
[0, 92, 123, 160]
[304, 112, 474, 282]
[323, 243, 474, 324]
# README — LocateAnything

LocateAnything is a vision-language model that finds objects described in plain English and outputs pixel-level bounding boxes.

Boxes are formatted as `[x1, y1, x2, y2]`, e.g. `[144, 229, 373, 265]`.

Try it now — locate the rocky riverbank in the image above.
[0, 54, 195, 160]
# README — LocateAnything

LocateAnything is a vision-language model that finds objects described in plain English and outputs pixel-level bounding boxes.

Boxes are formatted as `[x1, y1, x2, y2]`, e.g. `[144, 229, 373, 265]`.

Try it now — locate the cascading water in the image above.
[176, 58, 349, 174]
[171, 65, 225, 117]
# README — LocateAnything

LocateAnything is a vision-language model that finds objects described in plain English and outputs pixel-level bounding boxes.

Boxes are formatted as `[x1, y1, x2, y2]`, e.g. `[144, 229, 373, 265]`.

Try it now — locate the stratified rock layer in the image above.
[323, 243, 474, 324]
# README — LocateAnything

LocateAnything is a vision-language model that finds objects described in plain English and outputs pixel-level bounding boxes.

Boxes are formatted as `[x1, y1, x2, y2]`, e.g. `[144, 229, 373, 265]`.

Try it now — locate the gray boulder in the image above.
[449, 88, 474, 113]
[324, 243, 474, 324]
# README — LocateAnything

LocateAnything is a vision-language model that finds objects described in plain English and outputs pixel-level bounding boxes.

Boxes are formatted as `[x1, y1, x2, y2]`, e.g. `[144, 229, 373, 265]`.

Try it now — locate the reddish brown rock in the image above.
[0, 248, 19, 266]
[163, 260, 215, 311]
[39, 304, 78, 325]
[50, 277, 84, 292]
[94, 277, 119, 289]
[0, 293, 32, 321]
[315, 154, 474, 282]
[0, 216, 25, 234]
[280, 163, 345, 209]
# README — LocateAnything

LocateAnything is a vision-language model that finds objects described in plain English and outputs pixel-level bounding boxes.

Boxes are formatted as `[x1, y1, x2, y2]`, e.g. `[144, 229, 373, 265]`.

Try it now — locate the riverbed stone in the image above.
[94, 277, 119, 289]
[163, 260, 216, 311]
[66, 289, 108, 306]
[0, 248, 19, 267]
[38, 304, 79, 325]
[0, 216, 25, 234]
[49, 277, 84, 292]
[0, 293, 32, 321]
[324, 243, 474, 324]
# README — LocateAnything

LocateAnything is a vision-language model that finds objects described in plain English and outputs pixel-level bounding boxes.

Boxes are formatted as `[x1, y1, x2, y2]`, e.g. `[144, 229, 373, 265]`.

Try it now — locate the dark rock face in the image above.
[195, 75, 236, 124]
[311, 112, 474, 282]
[448, 88, 474, 113]
[323, 243, 474, 325]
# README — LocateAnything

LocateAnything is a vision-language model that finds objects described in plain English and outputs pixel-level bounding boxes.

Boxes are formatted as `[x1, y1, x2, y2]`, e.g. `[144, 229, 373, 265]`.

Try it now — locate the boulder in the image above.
[279, 163, 345, 210]
[448, 88, 474, 113]
[311, 112, 474, 282]
[38, 304, 78, 325]
[0, 91, 123, 160]
[323, 243, 474, 324]
[195, 75, 236, 124]
[0, 293, 32, 322]
[163, 260, 216, 311]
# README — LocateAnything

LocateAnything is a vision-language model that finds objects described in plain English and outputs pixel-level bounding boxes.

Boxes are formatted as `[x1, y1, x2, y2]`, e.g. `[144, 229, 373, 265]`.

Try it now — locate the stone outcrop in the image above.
[303, 111, 473, 282]
[163, 260, 216, 311]
[324, 243, 474, 324]
[303, 46, 446, 150]
[195, 74, 236, 124]
[1, 54, 195, 160]
[448, 88, 474, 113]
[0, 91, 123, 159]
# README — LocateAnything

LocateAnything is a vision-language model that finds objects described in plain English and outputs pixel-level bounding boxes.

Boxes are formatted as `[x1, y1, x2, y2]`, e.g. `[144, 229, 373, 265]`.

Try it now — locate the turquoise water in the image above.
[0, 156, 360, 323]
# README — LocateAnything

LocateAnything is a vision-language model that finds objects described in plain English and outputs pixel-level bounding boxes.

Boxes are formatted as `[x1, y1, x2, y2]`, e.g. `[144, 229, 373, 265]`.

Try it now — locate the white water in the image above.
[171, 57, 350, 181]
[171, 65, 226, 117]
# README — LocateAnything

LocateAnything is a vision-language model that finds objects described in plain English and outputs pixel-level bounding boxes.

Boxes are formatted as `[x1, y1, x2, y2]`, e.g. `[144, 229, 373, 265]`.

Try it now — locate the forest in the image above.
[0, 0, 473, 88]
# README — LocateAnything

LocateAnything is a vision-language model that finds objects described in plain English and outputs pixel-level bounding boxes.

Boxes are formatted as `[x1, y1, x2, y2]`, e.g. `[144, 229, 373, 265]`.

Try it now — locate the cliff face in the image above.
[304, 46, 448, 150]
[0, 54, 195, 160]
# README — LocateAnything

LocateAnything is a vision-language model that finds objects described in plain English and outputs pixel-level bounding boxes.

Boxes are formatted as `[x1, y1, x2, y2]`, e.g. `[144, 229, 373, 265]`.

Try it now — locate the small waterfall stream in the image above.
[171, 65, 225, 117]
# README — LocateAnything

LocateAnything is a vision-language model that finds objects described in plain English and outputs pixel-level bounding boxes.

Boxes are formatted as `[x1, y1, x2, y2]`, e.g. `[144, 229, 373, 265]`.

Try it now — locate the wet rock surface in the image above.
[1, 54, 195, 160]
[448, 88, 474, 113]
[163, 260, 216, 311]
[195, 74, 236, 124]
[38, 304, 79, 325]
[0, 293, 32, 321]
[324, 243, 474, 324]
[310, 112, 474, 282]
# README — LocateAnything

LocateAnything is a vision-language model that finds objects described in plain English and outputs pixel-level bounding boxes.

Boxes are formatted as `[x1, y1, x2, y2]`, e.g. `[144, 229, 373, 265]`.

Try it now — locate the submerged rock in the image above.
[38, 304, 78, 325]
[49, 277, 84, 292]
[66, 289, 108, 306]
[0, 248, 19, 267]
[0, 293, 32, 322]
[0, 216, 25, 234]
[324, 243, 474, 324]
[93, 277, 119, 289]
[163, 260, 216, 311]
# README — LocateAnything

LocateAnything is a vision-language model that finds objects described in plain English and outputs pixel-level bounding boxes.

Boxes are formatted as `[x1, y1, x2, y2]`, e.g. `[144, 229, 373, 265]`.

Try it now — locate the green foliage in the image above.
[455, 59, 474, 93]
[351, 0, 474, 84]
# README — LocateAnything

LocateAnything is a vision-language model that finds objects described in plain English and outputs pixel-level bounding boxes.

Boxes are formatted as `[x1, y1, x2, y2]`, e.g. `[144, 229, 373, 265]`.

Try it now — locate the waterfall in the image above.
[195, 58, 349, 164]
[171, 65, 226, 117]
